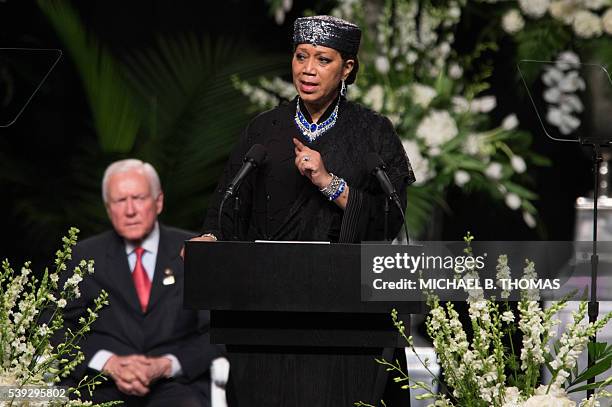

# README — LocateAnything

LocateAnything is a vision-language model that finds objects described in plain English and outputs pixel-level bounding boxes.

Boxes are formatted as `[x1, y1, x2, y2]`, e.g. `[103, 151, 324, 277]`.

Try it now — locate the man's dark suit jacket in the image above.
[63, 224, 221, 402]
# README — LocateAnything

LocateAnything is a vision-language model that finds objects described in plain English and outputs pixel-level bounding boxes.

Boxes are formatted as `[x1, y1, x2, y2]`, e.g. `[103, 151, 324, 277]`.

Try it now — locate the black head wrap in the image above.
[293, 15, 361, 84]
[293, 15, 361, 57]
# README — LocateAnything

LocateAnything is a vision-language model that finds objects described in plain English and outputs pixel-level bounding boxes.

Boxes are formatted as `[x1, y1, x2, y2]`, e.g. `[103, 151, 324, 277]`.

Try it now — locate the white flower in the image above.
[448, 63, 463, 79]
[485, 162, 503, 180]
[362, 84, 385, 111]
[451, 96, 470, 114]
[38, 324, 50, 336]
[573, 10, 603, 38]
[274, 8, 286, 24]
[502, 9, 526, 34]
[505, 193, 522, 210]
[502, 114, 519, 130]
[561, 94, 584, 112]
[522, 211, 536, 228]
[524, 385, 576, 407]
[581, 395, 601, 407]
[502, 386, 522, 407]
[501, 311, 515, 323]
[518, 0, 550, 18]
[429, 146, 441, 156]
[57, 299, 67, 308]
[375, 56, 390, 74]
[64, 273, 83, 289]
[602, 8, 612, 34]
[550, 1, 579, 25]
[462, 133, 481, 156]
[260, 77, 297, 101]
[387, 114, 401, 127]
[584, 0, 605, 10]
[411, 83, 437, 108]
[542, 67, 564, 87]
[470, 95, 497, 113]
[402, 139, 435, 185]
[415, 110, 458, 148]
[557, 51, 580, 69]
[558, 71, 586, 92]
[454, 170, 470, 187]
[406, 51, 418, 64]
[511, 155, 527, 173]
[547, 107, 581, 135]
[544, 87, 562, 103]
[437, 42, 451, 58]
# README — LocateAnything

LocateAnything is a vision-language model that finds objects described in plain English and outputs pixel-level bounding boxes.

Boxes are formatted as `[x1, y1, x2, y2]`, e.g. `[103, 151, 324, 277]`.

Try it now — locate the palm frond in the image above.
[37, 0, 141, 152]
[123, 34, 287, 228]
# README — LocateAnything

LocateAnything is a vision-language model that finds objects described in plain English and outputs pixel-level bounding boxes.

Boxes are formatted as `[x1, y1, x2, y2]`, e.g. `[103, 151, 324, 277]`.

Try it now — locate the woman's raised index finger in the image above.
[293, 138, 306, 151]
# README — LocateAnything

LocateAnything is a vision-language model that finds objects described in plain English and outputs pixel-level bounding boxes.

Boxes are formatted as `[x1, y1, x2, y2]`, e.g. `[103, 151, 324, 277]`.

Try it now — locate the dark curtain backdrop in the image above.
[0, 0, 593, 268]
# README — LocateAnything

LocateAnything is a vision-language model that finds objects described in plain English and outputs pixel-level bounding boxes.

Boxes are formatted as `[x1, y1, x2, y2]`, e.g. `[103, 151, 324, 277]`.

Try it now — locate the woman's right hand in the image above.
[180, 234, 217, 259]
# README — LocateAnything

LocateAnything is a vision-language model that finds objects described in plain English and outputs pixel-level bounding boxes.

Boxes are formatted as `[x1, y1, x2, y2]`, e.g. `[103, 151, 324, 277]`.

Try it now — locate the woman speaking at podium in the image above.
[190, 16, 418, 407]
[199, 15, 415, 243]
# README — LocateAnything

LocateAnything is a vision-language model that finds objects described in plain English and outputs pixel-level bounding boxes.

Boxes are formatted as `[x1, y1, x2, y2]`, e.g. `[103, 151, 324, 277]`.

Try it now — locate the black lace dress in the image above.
[202, 96, 415, 242]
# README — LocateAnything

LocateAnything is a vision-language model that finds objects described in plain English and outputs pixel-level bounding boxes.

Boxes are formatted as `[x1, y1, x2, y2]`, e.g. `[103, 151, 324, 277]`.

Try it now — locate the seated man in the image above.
[63, 159, 223, 406]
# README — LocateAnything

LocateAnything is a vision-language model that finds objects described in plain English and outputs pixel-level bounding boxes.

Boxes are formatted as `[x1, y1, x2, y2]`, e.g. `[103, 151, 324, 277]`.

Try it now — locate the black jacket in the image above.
[61, 224, 223, 395]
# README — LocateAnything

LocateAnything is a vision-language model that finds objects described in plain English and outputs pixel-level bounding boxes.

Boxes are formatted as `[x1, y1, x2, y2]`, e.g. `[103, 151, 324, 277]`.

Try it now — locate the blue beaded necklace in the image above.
[294, 97, 340, 143]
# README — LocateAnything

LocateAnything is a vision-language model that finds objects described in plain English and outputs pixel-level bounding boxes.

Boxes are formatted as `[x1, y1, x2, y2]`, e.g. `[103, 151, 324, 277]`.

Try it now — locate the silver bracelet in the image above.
[320, 173, 346, 200]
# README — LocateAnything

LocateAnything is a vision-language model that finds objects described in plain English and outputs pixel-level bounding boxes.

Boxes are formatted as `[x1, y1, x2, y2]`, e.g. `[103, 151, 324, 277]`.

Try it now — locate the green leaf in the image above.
[504, 181, 539, 200]
[405, 185, 444, 238]
[568, 380, 611, 393]
[570, 355, 612, 386]
[37, 0, 141, 152]
[123, 34, 287, 227]
[588, 342, 608, 361]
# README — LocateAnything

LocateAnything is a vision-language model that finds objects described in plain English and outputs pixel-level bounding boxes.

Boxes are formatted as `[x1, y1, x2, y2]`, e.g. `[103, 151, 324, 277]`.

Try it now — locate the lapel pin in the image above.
[163, 268, 175, 286]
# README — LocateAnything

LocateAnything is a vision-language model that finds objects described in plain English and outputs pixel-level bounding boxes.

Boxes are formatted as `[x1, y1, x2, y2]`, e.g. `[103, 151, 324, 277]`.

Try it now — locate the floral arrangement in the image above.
[495, 0, 612, 40]
[483, 0, 612, 139]
[0, 227, 116, 406]
[240, 0, 548, 237]
[357, 235, 612, 407]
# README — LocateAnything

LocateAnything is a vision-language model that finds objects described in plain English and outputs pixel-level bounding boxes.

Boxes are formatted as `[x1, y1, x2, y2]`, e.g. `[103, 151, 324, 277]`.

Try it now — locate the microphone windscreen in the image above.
[365, 152, 385, 173]
[245, 144, 267, 165]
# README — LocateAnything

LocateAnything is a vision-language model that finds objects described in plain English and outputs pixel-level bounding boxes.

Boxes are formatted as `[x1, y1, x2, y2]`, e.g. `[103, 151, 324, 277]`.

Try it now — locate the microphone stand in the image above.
[233, 195, 241, 241]
[384, 194, 410, 244]
[217, 196, 228, 241]
[216, 194, 242, 241]
[384, 198, 390, 241]
[583, 141, 606, 398]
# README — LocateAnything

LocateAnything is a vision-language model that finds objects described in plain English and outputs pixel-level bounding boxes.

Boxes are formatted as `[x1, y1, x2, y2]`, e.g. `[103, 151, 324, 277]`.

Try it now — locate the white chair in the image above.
[210, 357, 230, 407]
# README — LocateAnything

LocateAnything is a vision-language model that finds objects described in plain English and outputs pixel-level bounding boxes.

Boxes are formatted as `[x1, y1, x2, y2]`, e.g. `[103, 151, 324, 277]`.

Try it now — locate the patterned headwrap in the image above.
[293, 15, 361, 56]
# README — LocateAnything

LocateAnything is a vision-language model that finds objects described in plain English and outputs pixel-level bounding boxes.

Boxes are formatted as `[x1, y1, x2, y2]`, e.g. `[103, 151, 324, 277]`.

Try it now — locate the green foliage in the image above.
[38, 0, 141, 153]
[1, 0, 288, 252]
[123, 35, 287, 226]
[566, 342, 612, 393]
[515, 19, 572, 84]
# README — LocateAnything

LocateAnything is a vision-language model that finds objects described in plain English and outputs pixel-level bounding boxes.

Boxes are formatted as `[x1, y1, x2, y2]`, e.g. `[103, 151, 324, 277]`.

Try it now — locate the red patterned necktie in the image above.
[132, 247, 152, 312]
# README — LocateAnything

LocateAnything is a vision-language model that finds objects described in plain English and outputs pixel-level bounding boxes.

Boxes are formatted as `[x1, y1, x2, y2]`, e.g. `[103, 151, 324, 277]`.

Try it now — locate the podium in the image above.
[184, 241, 424, 406]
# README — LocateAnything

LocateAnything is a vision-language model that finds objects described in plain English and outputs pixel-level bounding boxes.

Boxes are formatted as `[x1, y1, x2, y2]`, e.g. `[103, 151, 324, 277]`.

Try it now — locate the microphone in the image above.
[366, 153, 409, 242]
[366, 153, 400, 204]
[223, 144, 267, 201]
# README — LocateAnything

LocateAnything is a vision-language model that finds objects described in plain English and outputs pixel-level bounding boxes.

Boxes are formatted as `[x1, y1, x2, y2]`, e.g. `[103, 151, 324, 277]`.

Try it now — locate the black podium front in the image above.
[184, 241, 423, 406]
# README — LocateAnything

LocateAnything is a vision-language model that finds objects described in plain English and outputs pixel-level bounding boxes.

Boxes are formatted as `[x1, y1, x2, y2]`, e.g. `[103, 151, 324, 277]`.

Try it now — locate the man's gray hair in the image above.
[102, 159, 162, 203]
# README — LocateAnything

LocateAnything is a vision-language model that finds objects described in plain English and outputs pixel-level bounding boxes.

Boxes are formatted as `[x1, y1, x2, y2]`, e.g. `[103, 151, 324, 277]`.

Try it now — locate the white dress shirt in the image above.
[88, 222, 182, 377]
